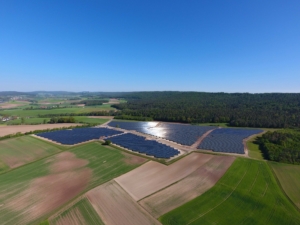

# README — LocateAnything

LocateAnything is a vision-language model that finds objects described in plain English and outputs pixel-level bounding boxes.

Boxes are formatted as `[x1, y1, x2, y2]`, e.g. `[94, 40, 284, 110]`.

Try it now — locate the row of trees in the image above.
[49, 117, 75, 123]
[71, 99, 108, 106]
[257, 129, 300, 164]
[112, 92, 300, 128]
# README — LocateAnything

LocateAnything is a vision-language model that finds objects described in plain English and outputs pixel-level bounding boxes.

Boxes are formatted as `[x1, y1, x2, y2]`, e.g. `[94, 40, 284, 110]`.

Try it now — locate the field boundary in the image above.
[267, 162, 300, 212]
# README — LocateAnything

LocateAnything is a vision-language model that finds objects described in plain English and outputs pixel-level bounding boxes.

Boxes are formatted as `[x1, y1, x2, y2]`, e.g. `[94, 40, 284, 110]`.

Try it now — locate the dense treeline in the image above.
[114, 115, 153, 121]
[257, 130, 300, 164]
[71, 99, 108, 106]
[49, 117, 75, 123]
[38, 110, 116, 118]
[112, 92, 300, 128]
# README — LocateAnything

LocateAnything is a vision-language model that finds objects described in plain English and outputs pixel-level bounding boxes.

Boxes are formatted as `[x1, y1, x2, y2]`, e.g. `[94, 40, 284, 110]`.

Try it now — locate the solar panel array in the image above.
[37, 128, 123, 145]
[106, 133, 180, 159]
[198, 128, 263, 154]
[108, 121, 216, 146]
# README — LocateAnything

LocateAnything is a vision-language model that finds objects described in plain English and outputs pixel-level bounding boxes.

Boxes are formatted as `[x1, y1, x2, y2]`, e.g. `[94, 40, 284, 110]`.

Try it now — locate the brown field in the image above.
[139, 155, 235, 217]
[115, 153, 215, 201]
[0, 123, 82, 137]
[87, 180, 161, 225]
[2, 152, 91, 225]
[0, 101, 29, 109]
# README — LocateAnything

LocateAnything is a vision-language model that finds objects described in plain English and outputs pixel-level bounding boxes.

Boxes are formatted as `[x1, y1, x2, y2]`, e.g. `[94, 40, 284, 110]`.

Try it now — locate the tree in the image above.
[21, 117, 25, 124]
[103, 140, 111, 145]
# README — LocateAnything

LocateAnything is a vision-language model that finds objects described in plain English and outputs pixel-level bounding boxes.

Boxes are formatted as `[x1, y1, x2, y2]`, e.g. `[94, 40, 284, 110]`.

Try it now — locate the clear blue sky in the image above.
[1, 0, 299, 92]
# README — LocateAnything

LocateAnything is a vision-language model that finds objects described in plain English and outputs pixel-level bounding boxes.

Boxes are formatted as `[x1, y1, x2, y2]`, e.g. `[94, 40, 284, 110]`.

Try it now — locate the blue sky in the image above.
[0, 0, 299, 92]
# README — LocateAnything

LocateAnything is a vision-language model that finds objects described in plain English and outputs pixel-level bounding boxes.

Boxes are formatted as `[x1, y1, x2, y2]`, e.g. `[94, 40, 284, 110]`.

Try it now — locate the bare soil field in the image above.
[87, 180, 161, 225]
[139, 155, 235, 218]
[115, 153, 215, 201]
[0, 101, 29, 109]
[0, 123, 82, 137]
[1, 151, 91, 225]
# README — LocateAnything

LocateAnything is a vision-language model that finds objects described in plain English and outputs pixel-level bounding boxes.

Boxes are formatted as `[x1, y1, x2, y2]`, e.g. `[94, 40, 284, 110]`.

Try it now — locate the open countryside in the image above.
[1, 0, 300, 223]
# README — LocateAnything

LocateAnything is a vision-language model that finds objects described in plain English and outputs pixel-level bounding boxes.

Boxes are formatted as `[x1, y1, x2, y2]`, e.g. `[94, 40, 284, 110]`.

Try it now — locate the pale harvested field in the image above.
[115, 153, 215, 201]
[140, 155, 235, 218]
[0, 101, 29, 109]
[1, 152, 91, 225]
[0, 123, 82, 137]
[87, 180, 160, 225]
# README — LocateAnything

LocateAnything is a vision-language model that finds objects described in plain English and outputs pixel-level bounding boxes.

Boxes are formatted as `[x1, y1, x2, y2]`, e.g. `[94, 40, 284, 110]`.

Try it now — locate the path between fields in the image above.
[190, 128, 218, 149]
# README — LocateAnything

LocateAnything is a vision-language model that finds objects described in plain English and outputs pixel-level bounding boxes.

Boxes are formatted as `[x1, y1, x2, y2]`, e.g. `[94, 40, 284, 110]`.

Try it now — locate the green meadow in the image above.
[159, 158, 300, 225]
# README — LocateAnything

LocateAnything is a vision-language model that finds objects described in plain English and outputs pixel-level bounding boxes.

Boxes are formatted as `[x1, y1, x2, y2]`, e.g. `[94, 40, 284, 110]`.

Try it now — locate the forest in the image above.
[257, 129, 300, 164]
[111, 92, 300, 128]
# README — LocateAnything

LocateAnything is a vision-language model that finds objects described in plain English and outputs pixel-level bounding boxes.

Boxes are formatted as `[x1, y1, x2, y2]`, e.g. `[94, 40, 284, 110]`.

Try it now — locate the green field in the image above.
[159, 158, 300, 225]
[50, 198, 104, 225]
[0, 141, 146, 225]
[269, 162, 300, 209]
[0, 136, 63, 173]
[246, 134, 264, 160]
[0, 105, 114, 117]
[74, 116, 109, 124]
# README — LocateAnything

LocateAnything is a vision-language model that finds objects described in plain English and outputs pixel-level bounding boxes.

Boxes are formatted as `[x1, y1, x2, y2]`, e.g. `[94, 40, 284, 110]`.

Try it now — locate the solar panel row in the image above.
[37, 128, 123, 145]
[106, 133, 180, 159]
[108, 121, 216, 146]
[198, 128, 263, 154]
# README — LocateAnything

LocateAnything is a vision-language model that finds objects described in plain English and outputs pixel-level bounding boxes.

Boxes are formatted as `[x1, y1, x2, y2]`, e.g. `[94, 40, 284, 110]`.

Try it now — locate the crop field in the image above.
[0, 101, 30, 109]
[270, 162, 300, 209]
[0, 105, 114, 117]
[0, 142, 146, 225]
[139, 155, 235, 218]
[0, 123, 82, 137]
[159, 158, 300, 225]
[115, 153, 219, 201]
[49, 198, 104, 225]
[0, 136, 63, 172]
[86, 181, 160, 225]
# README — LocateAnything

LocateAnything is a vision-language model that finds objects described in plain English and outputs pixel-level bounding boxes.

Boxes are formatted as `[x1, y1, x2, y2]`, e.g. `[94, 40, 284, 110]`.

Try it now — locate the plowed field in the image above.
[115, 153, 216, 201]
[140, 155, 235, 218]
[87, 181, 160, 225]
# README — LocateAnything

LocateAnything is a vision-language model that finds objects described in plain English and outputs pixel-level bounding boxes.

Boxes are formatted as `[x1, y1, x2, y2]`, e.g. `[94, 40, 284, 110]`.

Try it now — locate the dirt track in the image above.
[87, 181, 160, 225]
[115, 153, 215, 201]
[0, 123, 82, 137]
[139, 155, 235, 217]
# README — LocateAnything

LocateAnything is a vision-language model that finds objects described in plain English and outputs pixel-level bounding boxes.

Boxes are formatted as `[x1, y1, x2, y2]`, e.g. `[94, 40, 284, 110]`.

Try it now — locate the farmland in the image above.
[0, 136, 63, 172]
[159, 158, 300, 225]
[0, 123, 82, 137]
[49, 198, 104, 225]
[270, 162, 300, 209]
[86, 181, 160, 225]
[139, 155, 235, 218]
[0, 104, 114, 117]
[0, 141, 146, 225]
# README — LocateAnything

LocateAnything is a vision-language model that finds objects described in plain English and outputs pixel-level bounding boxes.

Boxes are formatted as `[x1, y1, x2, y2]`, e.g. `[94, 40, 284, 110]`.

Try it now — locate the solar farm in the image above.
[198, 128, 263, 154]
[36, 127, 181, 159]
[36, 127, 123, 145]
[106, 133, 180, 159]
[108, 121, 216, 145]
[108, 121, 263, 154]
